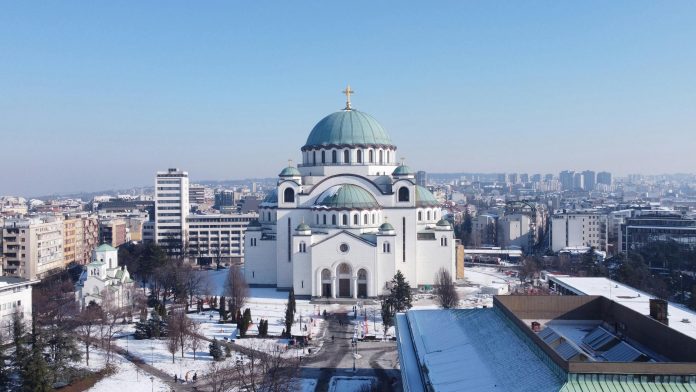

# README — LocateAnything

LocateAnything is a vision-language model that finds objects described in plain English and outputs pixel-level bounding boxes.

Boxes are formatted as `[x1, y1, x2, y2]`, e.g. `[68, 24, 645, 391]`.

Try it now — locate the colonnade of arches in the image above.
[302, 147, 396, 166]
[317, 263, 369, 298]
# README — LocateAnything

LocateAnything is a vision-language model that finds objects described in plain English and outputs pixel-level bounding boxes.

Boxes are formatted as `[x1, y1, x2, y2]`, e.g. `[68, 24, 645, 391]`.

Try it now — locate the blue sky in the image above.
[1, 1, 695, 196]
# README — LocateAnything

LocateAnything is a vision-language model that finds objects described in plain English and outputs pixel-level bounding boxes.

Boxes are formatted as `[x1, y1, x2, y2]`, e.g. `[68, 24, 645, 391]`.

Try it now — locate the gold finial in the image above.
[342, 84, 354, 110]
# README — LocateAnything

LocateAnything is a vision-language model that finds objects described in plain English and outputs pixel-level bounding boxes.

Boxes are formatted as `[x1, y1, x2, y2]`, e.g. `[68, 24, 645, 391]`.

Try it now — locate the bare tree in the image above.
[233, 341, 299, 392]
[224, 265, 248, 321]
[169, 307, 192, 358]
[166, 329, 179, 364]
[187, 322, 203, 360]
[76, 301, 103, 367]
[434, 268, 459, 309]
[207, 360, 236, 392]
[99, 289, 126, 363]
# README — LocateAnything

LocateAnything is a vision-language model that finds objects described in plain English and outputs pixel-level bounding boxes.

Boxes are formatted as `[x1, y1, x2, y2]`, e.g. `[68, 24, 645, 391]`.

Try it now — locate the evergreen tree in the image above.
[235, 309, 243, 324]
[390, 271, 413, 312]
[134, 321, 150, 340]
[219, 295, 227, 320]
[239, 308, 252, 337]
[284, 290, 295, 338]
[209, 339, 223, 361]
[380, 298, 394, 333]
[0, 343, 9, 391]
[22, 330, 52, 392]
[224, 344, 232, 358]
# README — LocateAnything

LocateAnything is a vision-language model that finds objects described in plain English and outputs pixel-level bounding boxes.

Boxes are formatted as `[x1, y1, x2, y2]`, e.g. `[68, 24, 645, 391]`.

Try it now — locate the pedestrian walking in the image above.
[174, 374, 178, 383]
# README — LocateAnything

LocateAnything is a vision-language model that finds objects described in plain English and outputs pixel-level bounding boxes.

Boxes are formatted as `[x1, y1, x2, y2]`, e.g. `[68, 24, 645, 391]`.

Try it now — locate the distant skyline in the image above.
[2, 1, 696, 196]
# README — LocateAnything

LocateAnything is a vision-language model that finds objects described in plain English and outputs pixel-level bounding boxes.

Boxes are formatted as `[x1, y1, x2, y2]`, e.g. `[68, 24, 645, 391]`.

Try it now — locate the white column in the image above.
[331, 276, 337, 298]
[352, 277, 358, 299]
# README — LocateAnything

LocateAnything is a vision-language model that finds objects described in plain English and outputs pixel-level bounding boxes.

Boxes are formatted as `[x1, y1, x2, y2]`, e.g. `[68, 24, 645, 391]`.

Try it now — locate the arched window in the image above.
[332, 215, 337, 225]
[383, 242, 391, 253]
[379, 150, 383, 164]
[363, 213, 368, 225]
[418, 211, 422, 221]
[342, 214, 348, 225]
[358, 269, 367, 280]
[344, 150, 350, 163]
[357, 150, 362, 163]
[313, 151, 316, 164]
[332, 150, 337, 163]
[316, 215, 319, 224]
[323, 215, 327, 225]
[427, 211, 431, 220]
[398, 187, 410, 202]
[321, 151, 326, 163]
[283, 188, 295, 203]
[387, 151, 390, 163]
[321, 269, 331, 280]
[369, 150, 374, 163]
[299, 242, 306, 253]
[441, 237, 448, 247]
[353, 214, 359, 225]
[372, 213, 376, 224]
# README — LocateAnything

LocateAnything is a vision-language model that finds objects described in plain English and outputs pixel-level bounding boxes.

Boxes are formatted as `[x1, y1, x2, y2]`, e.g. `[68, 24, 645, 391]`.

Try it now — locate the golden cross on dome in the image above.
[342, 84, 354, 110]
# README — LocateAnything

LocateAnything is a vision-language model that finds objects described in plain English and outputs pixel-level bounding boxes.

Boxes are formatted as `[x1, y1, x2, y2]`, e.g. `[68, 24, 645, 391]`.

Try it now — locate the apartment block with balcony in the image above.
[2, 215, 65, 280]
[187, 212, 258, 265]
[155, 168, 190, 256]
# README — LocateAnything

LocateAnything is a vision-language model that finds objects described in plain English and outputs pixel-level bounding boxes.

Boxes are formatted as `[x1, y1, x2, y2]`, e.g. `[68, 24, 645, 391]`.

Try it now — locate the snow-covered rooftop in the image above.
[396, 309, 563, 392]
[548, 275, 696, 340]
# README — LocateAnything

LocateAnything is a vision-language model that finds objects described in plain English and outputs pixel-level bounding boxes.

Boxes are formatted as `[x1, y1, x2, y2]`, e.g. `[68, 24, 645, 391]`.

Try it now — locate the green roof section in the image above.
[560, 374, 696, 392]
[96, 244, 117, 252]
[415, 185, 439, 207]
[392, 164, 415, 176]
[296, 222, 311, 231]
[436, 218, 451, 227]
[303, 110, 394, 149]
[260, 189, 278, 206]
[379, 222, 395, 231]
[314, 184, 381, 210]
[279, 166, 301, 177]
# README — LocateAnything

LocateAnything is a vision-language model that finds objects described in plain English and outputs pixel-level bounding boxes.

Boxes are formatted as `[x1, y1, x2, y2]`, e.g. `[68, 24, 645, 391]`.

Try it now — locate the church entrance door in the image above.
[358, 283, 367, 298]
[322, 284, 331, 298]
[338, 279, 350, 297]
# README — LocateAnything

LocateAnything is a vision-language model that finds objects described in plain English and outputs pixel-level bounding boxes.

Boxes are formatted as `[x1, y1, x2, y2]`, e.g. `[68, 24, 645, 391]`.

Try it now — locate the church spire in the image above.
[342, 84, 354, 110]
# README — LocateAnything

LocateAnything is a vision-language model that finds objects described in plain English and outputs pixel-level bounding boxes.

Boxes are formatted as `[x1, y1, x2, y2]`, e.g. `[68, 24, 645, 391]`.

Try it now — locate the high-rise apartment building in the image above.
[582, 170, 596, 191]
[155, 168, 190, 256]
[189, 184, 206, 206]
[559, 170, 575, 191]
[573, 172, 584, 190]
[597, 171, 612, 186]
[2, 216, 65, 279]
[99, 218, 128, 248]
[550, 211, 607, 252]
[416, 171, 428, 187]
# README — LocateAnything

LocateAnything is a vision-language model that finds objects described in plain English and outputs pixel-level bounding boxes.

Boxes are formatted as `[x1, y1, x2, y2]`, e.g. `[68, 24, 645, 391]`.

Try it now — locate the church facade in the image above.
[244, 90, 455, 298]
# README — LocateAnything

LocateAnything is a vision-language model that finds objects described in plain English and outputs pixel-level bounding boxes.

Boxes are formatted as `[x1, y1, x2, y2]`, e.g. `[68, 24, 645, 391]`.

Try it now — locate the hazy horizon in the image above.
[2, 2, 696, 196]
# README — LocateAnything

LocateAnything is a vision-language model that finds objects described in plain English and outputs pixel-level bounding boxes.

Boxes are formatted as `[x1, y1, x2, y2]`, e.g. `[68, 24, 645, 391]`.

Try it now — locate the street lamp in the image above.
[149, 376, 154, 392]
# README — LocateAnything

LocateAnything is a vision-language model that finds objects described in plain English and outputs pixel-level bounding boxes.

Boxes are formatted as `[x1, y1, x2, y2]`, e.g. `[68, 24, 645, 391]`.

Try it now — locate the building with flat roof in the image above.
[0, 276, 38, 341]
[2, 215, 64, 279]
[397, 295, 696, 391]
[187, 213, 258, 265]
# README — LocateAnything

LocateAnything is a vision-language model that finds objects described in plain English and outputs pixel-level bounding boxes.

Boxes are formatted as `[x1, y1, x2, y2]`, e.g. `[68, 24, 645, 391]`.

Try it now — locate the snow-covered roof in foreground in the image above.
[397, 309, 563, 392]
[548, 275, 696, 340]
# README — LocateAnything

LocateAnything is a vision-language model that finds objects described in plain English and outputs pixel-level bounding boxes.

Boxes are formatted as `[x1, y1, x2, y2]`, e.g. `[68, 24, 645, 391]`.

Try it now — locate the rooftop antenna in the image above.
[342, 84, 354, 110]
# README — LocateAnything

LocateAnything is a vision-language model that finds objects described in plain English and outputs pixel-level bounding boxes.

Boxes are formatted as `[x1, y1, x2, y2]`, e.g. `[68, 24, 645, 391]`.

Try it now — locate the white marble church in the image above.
[244, 88, 455, 299]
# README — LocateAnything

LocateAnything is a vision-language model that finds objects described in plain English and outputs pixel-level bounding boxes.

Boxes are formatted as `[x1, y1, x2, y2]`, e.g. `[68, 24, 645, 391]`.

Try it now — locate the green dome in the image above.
[436, 219, 451, 227]
[279, 166, 301, 177]
[314, 184, 380, 210]
[379, 222, 395, 231]
[296, 223, 311, 231]
[392, 164, 414, 176]
[415, 185, 439, 207]
[303, 110, 394, 150]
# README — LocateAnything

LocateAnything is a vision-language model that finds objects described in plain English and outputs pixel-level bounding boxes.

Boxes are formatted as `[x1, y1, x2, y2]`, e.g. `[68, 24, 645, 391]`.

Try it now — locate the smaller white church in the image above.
[75, 244, 134, 309]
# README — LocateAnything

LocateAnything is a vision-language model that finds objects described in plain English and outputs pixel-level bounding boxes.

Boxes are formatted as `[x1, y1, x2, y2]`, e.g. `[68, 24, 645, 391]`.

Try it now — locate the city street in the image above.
[301, 313, 401, 392]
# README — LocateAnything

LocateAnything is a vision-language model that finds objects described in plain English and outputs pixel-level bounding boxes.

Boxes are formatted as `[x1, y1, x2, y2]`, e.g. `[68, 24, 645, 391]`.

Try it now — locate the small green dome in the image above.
[415, 185, 439, 207]
[296, 223, 311, 231]
[314, 184, 380, 210]
[392, 164, 414, 176]
[379, 222, 395, 231]
[303, 110, 394, 150]
[436, 219, 451, 227]
[279, 166, 301, 177]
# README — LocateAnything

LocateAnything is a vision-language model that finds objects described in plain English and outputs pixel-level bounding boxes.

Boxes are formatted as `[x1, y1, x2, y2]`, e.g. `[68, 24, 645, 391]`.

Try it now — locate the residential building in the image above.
[155, 168, 190, 256]
[472, 214, 498, 247]
[597, 171, 612, 186]
[559, 170, 574, 191]
[498, 213, 532, 251]
[99, 218, 128, 248]
[189, 184, 206, 206]
[63, 213, 99, 266]
[550, 211, 607, 252]
[0, 277, 38, 341]
[187, 212, 258, 265]
[573, 172, 584, 190]
[2, 215, 64, 280]
[581, 170, 596, 191]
